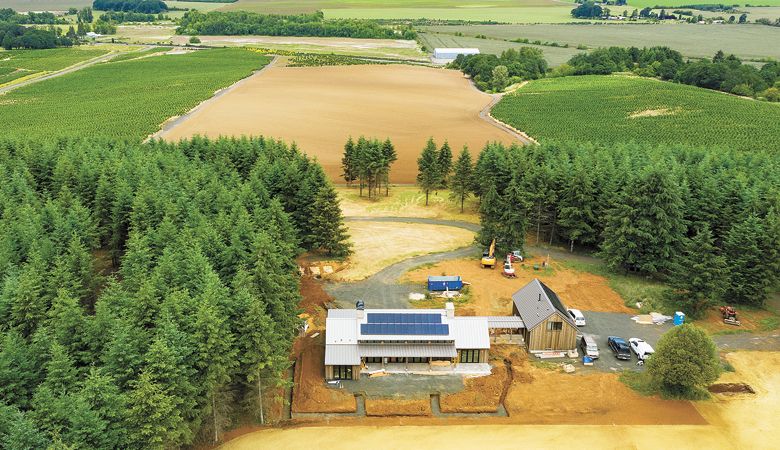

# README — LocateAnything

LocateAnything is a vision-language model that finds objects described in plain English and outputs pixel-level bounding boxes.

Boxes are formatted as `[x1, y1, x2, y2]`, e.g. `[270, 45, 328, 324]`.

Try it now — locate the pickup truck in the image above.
[607, 336, 632, 360]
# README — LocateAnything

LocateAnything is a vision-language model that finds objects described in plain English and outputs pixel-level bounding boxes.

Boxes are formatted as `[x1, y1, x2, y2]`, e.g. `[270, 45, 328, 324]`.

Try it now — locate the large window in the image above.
[333, 365, 353, 380]
[364, 357, 382, 364]
[408, 357, 427, 363]
[459, 349, 480, 363]
[546, 321, 563, 331]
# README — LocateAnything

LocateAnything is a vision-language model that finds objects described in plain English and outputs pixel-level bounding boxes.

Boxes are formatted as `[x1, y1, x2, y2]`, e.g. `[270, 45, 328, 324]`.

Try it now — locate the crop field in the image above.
[160, 63, 518, 183]
[420, 24, 780, 61]
[167, 35, 427, 60]
[491, 75, 780, 152]
[626, 0, 780, 6]
[2, 0, 91, 11]
[105, 47, 173, 63]
[0, 49, 269, 140]
[0, 48, 109, 73]
[222, 0, 560, 13]
[419, 32, 582, 66]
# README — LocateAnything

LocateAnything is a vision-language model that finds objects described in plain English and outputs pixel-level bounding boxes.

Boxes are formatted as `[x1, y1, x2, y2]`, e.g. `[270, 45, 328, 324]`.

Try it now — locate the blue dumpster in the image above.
[427, 276, 463, 291]
[674, 311, 685, 326]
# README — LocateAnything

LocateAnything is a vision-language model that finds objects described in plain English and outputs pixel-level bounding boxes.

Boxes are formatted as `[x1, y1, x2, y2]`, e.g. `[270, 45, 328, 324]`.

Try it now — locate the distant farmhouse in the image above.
[324, 278, 577, 380]
[432, 47, 480, 62]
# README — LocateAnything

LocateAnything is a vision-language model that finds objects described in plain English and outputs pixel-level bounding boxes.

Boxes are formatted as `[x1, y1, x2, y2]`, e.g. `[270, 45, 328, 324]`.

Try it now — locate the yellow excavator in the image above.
[481, 238, 496, 268]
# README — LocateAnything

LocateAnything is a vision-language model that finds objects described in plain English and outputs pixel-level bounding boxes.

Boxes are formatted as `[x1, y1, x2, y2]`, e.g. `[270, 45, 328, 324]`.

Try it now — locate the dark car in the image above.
[607, 336, 632, 360]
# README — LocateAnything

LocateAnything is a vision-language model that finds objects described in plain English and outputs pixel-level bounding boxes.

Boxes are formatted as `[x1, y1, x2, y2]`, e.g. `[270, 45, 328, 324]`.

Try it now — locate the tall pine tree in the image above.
[417, 138, 440, 206]
[450, 146, 473, 212]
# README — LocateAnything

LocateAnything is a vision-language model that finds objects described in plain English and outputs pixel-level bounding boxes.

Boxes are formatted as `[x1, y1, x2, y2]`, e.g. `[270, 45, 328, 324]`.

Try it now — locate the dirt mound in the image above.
[365, 398, 432, 416]
[708, 383, 755, 394]
[440, 364, 508, 413]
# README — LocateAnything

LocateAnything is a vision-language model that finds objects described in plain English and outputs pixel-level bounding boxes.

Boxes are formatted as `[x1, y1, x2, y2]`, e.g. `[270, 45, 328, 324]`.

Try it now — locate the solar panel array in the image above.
[361, 313, 449, 335]
[367, 313, 441, 324]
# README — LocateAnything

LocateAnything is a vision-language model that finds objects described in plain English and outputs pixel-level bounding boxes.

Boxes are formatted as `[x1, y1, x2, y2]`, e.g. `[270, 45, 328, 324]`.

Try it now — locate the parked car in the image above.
[579, 334, 599, 359]
[567, 308, 586, 326]
[607, 336, 632, 360]
[628, 338, 655, 361]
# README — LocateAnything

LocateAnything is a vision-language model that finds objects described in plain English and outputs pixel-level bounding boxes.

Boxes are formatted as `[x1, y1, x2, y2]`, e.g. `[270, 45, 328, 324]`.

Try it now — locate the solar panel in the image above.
[366, 313, 442, 324]
[361, 323, 449, 335]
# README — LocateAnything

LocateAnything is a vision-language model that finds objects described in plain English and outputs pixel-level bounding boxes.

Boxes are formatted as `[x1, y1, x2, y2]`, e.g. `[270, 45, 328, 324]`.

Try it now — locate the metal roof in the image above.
[449, 317, 490, 349]
[427, 276, 461, 282]
[485, 316, 525, 329]
[359, 343, 456, 358]
[511, 279, 576, 330]
[324, 344, 360, 366]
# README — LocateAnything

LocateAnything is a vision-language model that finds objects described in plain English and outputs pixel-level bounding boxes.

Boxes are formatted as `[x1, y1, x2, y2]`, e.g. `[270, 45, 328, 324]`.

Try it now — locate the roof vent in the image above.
[355, 300, 365, 310]
[538, 293, 541, 302]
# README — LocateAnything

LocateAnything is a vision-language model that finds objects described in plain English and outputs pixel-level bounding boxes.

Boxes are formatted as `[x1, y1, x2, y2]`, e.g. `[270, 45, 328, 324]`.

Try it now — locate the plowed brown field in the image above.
[160, 63, 518, 183]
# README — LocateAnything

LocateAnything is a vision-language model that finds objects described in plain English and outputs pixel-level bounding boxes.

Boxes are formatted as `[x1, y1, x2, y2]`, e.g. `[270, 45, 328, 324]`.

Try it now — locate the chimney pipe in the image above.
[445, 302, 455, 318]
[356, 300, 365, 319]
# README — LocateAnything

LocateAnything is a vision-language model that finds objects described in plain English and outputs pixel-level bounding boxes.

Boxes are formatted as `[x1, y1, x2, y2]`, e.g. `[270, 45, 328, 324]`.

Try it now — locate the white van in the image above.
[580, 335, 599, 359]
[568, 308, 586, 326]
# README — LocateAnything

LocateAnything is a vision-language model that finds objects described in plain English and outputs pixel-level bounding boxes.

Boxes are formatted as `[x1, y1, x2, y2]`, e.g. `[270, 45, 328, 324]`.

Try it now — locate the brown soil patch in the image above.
[505, 364, 706, 425]
[697, 307, 778, 333]
[160, 64, 517, 183]
[291, 334, 356, 414]
[440, 364, 508, 413]
[708, 383, 755, 394]
[337, 221, 475, 281]
[402, 256, 632, 315]
[365, 398, 432, 416]
[628, 107, 681, 118]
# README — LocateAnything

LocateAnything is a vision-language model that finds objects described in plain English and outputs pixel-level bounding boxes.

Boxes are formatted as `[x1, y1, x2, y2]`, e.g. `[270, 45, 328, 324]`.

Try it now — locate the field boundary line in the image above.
[149, 55, 279, 141]
[474, 79, 538, 146]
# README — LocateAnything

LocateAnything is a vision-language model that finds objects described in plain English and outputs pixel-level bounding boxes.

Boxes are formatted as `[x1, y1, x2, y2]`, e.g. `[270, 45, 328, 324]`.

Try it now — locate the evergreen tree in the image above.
[499, 176, 532, 254]
[600, 167, 686, 273]
[437, 140, 453, 188]
[126, 372, 183, 450]
[450, 146, 473, 212]
[477, 183, 504, 248]
[665, 226, 727, 318]
[308, 184, 352, 257]
[381, 138, 397, 196]
[723, 215, 772, 306]
[416, 138, 440, 206]
[557, 162, 597, 251]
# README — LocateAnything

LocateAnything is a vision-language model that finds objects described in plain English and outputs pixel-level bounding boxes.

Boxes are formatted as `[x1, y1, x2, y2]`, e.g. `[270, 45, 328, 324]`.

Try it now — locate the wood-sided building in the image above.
[511, 279, 578, 353]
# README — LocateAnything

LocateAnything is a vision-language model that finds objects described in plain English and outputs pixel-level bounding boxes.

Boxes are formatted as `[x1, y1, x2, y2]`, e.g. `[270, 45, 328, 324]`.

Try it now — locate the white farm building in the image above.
[433, 47, 480, 62]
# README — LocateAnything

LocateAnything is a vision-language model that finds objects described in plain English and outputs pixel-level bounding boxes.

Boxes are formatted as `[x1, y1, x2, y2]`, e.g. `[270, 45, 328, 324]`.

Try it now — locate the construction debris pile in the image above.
[631, 312, 673, 325]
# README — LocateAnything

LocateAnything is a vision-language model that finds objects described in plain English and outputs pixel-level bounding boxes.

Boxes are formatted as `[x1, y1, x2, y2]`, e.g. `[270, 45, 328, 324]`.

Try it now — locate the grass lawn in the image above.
[420, 23, 780, 61]
[491, 75, 780, 152]
[0, 48, 269, 140]
[419, 32, 583, 66]
[337, 186, 480, 224]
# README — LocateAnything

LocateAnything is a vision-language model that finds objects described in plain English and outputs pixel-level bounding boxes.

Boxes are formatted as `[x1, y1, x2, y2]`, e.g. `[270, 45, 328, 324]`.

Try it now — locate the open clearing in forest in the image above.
[403, 256, 633, 315]
[337, 187, 480, 224]
[337, 221, 475, 281]
[160, 63, 518, 183]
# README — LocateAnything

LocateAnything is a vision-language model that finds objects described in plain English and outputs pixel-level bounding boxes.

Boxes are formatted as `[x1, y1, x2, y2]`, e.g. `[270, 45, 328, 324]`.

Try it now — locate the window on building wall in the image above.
[333, 365, 352, 380]
[365, 357, 382, 364]
[408, 357, 427, 363]
[546, 321, 563, 331]
[459, 349, 480, 363]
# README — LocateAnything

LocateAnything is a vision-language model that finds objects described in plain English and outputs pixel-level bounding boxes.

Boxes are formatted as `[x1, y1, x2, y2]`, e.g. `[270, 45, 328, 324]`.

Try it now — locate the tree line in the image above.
[449, 48, 548, 92]
[0, 136, 350, 449]
[0, 8, 65, 25]
[176, 10, 416, 39]
[1, 21, 73, 50]
[93, 0, 168, 14]
[560, 47, 780, 101]
[431, 141, 779, 316]
[341, 136, 397, 198]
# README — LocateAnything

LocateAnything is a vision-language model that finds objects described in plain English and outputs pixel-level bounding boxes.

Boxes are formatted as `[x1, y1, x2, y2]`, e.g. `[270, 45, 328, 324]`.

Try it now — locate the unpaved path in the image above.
[0, 50, 120, 94]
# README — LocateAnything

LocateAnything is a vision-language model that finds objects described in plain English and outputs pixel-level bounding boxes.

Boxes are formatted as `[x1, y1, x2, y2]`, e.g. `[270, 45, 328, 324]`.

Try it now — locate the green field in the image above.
[491, 75, 780, 151]
[105, 46, 172, 63]
[626, 0, 780, 6]
[0, 48, 269, 140]
[421, 23, 780, 61]
[323, 6, 578, 23]
[419, 32, 582, 66]
[0, 47, 109, 72]
[2, 0, 91, 11]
